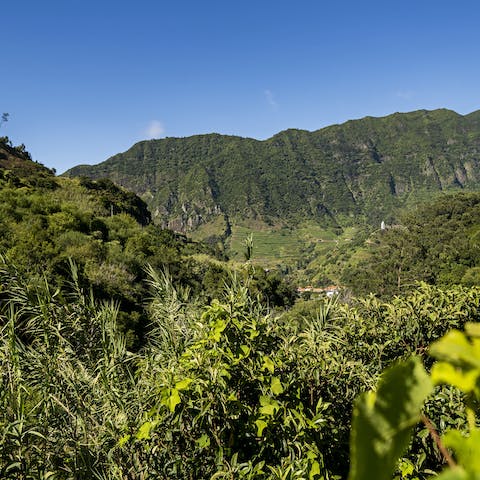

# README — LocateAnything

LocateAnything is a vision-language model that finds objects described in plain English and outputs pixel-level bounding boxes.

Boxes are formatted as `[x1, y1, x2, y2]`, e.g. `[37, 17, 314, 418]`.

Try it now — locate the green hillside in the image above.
[5, 133, 480, 478]
[65, 109, 480, 231]
[0, 138, 296, 346]
[63, 109, 480, 272]
[344, 191, 480, 296]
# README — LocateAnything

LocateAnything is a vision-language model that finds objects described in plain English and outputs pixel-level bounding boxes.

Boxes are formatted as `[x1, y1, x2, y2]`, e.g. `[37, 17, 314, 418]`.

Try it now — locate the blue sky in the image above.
[2, 0, 480, 173]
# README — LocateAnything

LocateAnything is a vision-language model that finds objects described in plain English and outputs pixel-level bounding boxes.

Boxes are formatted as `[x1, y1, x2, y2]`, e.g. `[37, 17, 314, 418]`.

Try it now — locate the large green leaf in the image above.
[441, 429, 480, 477]
[349, 356, 433, 480]
[430, 326, 480, 396]
[430, 330, 480, 370]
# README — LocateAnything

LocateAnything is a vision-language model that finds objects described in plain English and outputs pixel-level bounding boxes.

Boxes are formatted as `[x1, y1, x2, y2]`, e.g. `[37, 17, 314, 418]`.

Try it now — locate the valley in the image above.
[3, 108, 480, 478]
[5, 1, 480, 476]
[64, 108, 480, 286]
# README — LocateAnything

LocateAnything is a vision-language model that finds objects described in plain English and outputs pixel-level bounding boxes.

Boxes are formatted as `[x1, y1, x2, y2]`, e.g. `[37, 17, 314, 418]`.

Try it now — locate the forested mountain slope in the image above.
[64, 109, 480, 238]
[343, 191, 480, 296]
[0, 138, 292, 344]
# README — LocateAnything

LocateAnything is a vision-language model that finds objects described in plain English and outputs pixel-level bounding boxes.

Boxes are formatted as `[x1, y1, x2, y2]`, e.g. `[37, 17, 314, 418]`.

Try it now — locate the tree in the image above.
[0, 113, 9, 128]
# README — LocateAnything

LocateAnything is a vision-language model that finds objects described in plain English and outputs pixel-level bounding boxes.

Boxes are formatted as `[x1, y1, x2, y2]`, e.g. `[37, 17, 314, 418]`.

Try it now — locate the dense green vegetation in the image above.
[345, 192, 480, 297]
[0, 138, 295, 347]
[2, 254, 480, 478]
[65, 109, 480, 267]
[5, 115, 480, 478]
[350, 320, 480, 480]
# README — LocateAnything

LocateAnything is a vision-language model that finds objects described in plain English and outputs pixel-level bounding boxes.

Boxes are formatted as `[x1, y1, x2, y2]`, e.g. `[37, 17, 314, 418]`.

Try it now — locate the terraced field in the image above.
[227, 222, 339, 268]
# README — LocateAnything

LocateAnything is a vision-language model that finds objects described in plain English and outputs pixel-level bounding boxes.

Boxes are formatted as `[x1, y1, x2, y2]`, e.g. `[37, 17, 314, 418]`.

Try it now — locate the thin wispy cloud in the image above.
[264, 89, 279, 110]
[145, 120, 165, 138]
[396, 90, 415, 100]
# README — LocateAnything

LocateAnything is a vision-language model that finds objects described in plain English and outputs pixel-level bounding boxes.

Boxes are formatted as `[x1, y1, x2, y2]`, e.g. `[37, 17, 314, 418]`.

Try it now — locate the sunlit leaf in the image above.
[431, 362, 479, 393]
[255, 419, 268, 436]
[240, 344, 250, 356]
[196, 433, 211, 448]
[163, 388, 181, 412]
[309, 460, 321, 479]
[175, 378, 193, 390]
[443, 429, 480, 474]
[271, 376, 284, 395]
[118, 434, 131, 447]
[136, 421, 154, 440]
[430, 330, 480, 369]
[259, 395, 280, 416]
[435, 468, 469, 480]
[262, 355, 275, 373]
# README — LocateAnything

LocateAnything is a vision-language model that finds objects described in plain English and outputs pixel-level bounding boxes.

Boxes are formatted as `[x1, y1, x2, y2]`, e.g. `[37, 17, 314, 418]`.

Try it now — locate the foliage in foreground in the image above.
[350, 321, 480, 480]
[1, 257, 480, 478]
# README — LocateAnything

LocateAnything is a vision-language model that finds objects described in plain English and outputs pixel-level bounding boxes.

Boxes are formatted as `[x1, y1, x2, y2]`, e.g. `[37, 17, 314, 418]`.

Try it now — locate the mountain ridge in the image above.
[63, 108, 480, 242]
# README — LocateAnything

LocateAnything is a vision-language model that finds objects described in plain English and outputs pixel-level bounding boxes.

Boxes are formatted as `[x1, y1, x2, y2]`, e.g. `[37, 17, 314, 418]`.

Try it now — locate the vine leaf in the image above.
[349, 356, 433, 480]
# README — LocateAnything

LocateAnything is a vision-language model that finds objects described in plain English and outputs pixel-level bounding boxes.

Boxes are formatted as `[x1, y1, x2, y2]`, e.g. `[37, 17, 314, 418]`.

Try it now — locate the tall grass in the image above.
[0, 257, 209, 478]
[0, 258, 139, 478]
[2, 255, 480, 478]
